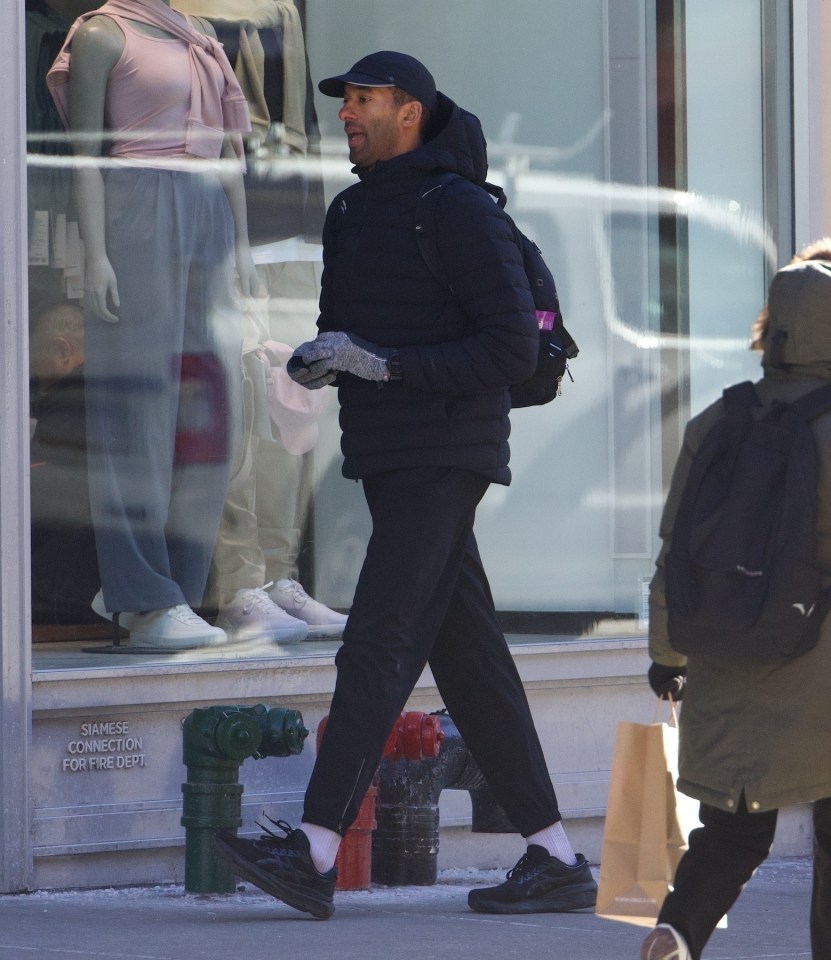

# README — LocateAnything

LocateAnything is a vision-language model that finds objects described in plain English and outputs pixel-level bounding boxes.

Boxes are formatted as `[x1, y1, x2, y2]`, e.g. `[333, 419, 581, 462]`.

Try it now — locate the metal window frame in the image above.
[0, 0, 33, 893]
[792, 0, 824, 249]
[655, 0, 796, 489]
[762, 0, 795, 275]
[655, 0, 690, 485]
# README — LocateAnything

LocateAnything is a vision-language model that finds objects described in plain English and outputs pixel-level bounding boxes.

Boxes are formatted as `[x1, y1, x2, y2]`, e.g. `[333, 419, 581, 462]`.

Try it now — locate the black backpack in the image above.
[664, 380, 831, 664]
[415, 173, 578, 407]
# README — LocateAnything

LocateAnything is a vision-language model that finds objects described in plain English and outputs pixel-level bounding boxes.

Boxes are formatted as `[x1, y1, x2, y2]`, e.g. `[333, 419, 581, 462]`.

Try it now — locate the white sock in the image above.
[526, 821, 577, 865]
[300, 821, 341, 873]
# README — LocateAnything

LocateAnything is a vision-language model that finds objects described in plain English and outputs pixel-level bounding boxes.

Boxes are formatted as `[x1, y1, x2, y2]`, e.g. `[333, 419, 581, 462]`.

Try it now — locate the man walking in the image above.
[214, 50, 596, 921]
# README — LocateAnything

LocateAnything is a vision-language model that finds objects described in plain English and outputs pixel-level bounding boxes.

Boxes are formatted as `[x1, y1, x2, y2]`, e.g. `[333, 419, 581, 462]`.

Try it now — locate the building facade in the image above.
[1, 0, 829, 892]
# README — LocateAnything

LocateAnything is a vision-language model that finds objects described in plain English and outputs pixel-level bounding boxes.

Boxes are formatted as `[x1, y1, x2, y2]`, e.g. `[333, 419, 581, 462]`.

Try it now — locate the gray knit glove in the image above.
[314, 331, 394, 381]
[286, 349, 337, 390]
[287, 339, 337, 389]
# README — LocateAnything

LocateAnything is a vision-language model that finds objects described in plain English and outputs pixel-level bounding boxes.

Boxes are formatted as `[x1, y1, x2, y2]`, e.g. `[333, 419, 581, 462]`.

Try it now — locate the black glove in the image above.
[648, 661, 687, 701]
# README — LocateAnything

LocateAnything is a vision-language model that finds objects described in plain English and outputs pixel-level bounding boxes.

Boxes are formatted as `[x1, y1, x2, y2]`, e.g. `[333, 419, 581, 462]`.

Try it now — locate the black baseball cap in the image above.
[318, 51, 438, 112]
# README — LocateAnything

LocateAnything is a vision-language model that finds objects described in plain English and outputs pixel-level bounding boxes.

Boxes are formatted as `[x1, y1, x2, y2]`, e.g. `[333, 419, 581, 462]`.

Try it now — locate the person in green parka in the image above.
[642, 240, 831, 960]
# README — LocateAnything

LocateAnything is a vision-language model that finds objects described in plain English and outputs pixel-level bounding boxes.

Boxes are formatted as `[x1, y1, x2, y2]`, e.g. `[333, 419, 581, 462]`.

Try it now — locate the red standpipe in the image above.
[372, 711, 519, 887]
[315, 711, 443, 890]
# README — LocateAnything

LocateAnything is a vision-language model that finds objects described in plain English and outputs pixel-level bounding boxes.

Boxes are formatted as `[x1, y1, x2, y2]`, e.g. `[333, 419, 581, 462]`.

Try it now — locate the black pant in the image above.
[658, 795, 831, 959]
[302, 466, 561, 836]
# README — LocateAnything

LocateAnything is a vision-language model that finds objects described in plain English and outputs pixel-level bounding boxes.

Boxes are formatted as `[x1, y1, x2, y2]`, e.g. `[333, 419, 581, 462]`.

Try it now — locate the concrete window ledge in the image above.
[28, 636, 811, 888]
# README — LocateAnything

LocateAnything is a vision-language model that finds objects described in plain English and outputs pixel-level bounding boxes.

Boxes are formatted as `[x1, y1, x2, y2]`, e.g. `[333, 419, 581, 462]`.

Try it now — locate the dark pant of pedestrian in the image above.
[302, 465, 561, 837]
[811, 797, 831, 959]
[658, 794, 831, 959]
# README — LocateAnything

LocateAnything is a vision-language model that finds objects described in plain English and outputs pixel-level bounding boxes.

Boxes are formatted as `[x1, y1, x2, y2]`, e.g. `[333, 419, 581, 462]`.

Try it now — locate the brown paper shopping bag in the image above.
[595, 702, 701, 927]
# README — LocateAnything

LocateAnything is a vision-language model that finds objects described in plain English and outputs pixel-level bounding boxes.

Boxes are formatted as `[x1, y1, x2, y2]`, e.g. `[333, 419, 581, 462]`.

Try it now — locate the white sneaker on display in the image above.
[127, 604, 228, 651]
[215, 586, 309, 643]
[267, 579, 348, 638]
[91, 589, 137, 631]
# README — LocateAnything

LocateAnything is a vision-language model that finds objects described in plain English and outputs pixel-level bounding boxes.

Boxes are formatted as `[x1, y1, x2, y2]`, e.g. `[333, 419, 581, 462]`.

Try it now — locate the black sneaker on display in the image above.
[467, 844, 598, 914]
[213, 818, 336, 919]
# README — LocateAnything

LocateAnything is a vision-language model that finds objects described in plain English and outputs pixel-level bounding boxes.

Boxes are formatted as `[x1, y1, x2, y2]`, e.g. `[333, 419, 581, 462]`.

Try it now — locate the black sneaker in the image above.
[213, 818, 336, 919]
[467, 845, 597, 914]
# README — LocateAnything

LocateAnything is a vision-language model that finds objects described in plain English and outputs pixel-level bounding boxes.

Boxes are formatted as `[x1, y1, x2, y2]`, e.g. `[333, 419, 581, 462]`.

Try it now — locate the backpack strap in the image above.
[415, 173, 513, 291]
[723, 380, 831, 423]
[722, 380, 760, 416]
[482, 180, 508, 209]
[672, 384, 757, 548]
[414, 172, 460, 290]
[792, 383, 831, 422]
[719, 381, 831, 458]
[718, 382, 760, 448]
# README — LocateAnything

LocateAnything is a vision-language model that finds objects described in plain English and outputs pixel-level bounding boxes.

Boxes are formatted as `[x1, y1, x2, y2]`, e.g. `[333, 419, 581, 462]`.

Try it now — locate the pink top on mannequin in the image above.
[104, 16, 219, 159]
[47, 0, 250, 159]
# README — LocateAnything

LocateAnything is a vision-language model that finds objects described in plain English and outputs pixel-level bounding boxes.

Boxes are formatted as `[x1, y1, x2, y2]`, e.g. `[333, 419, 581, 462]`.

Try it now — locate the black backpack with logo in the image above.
[414, 172, 578, 407]
[664, 380, 831, 664]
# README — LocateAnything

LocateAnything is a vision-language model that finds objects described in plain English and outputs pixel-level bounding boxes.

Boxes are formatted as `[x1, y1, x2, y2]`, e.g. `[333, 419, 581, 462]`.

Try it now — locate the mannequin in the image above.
[47, 0, 263, 649]
[159, 0, 342, 641]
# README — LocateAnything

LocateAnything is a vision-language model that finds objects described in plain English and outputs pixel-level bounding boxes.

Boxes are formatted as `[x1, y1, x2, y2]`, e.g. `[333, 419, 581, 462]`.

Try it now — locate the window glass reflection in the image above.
[27, 0, 343, 661]
[25, 0, 780, 665]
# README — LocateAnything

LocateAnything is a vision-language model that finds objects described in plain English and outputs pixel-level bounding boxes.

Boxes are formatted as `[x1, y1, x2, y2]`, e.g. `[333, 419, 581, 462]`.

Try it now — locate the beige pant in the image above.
[208, 260, 321, 607]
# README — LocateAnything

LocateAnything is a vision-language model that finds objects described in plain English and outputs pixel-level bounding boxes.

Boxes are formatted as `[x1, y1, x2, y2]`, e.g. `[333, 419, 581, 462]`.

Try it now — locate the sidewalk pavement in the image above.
[0, 858, 813, 960]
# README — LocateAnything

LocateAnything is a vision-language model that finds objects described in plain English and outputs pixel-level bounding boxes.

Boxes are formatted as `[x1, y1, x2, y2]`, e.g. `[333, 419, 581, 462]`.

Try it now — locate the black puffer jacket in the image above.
[318, 92, 538, 483]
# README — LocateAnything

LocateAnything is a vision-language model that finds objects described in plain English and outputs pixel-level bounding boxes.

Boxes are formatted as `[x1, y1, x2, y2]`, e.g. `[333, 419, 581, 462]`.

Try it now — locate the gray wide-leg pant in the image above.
[85, 166, 240, 614]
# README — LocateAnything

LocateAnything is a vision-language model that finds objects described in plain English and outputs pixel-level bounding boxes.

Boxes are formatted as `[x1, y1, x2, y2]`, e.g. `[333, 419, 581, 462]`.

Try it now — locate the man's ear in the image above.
[400, 100, 423, 129]
[54, 335, 73, 361]
[53, 335, 83, 373]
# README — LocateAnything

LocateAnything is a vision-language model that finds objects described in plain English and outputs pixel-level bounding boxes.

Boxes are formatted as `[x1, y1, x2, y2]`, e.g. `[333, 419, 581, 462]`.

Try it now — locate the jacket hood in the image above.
[356, 91, 490, 185]
[762, 260, 831, 377]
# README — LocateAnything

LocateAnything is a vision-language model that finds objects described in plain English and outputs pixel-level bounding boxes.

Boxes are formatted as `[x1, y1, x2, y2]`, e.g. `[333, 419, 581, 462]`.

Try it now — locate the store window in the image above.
[23, 0, 787, 666]
[305, 0, 783, 629]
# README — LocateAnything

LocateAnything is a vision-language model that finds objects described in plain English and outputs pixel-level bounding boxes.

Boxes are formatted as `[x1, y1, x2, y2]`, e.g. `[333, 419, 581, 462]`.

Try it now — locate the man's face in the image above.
[338, 84, 411, 168]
